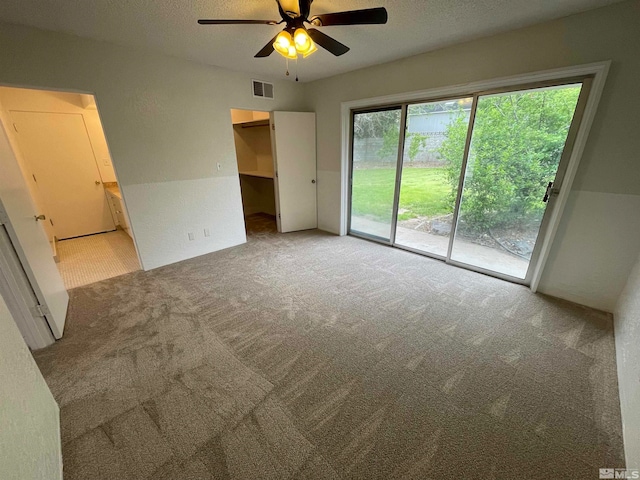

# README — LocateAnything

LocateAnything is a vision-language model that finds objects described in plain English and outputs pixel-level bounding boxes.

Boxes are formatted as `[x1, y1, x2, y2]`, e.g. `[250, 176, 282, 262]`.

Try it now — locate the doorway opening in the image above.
[349, 78, 591, 284]
[0, 86, 141, 289]
[230, 108, 278, 235]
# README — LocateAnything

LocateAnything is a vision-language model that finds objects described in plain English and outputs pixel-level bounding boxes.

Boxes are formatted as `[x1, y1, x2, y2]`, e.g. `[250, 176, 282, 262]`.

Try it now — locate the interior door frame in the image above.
[340, 61, 610, 291]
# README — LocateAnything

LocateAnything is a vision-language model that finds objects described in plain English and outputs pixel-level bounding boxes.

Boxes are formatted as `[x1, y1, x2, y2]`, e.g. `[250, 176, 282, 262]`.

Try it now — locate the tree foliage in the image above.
[353, 109, 400, 140]
[407, 133, 427, 163]
[377, 122, 401, 161]
[438, 86, 581, 231]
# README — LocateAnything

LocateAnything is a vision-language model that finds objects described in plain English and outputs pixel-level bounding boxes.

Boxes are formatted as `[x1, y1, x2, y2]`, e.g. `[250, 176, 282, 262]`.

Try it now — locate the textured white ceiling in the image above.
[0, 0, 623, 82]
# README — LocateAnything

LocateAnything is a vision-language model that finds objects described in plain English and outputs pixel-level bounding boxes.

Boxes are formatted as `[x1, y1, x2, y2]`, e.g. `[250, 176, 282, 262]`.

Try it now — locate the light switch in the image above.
[204, 228, 211, 237]
[188, 232, 195, 241]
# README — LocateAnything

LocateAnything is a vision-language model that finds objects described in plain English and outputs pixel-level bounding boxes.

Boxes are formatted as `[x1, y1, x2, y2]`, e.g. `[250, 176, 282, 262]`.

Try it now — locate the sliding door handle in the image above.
[543, 182, 553, 203]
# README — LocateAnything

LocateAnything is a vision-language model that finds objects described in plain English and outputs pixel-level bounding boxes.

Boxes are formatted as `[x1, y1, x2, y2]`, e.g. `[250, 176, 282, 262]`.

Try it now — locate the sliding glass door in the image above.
[349, 107, 402, 241]
[395, 98, 473, 257]
[450, 84, 583, 279]
[348, 79, 589, 284]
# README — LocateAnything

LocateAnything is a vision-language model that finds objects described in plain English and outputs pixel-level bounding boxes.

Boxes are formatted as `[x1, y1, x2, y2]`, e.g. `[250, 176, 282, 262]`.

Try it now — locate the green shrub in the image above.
[438, 87, 581, 232]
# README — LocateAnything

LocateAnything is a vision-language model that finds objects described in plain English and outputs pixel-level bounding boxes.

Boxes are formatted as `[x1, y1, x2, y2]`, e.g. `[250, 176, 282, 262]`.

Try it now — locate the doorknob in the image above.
[95, 180, 101, 185]
[34, 214, 46, 221]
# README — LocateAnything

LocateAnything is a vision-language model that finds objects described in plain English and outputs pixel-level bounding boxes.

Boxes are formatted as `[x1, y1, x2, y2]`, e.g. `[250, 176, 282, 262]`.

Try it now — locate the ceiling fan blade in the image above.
[309, 7, 388, 26]
[198, 19, 278, 25]
[254, 33, 280, 58]
[307, 29, 349, 56]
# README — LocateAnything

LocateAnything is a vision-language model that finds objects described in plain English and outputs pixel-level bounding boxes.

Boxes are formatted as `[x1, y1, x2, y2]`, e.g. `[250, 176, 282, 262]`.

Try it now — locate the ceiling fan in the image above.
[198, 0, 388, 59]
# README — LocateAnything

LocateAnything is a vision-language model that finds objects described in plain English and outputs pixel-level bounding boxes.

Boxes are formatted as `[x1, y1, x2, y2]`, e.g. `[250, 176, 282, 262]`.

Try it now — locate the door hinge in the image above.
[272, 124, 275, 130]
[13, 123, 18, 133]
[278, 213, 281, 219]
[31, 304, 50, 317]
[275, 171, 278, 178]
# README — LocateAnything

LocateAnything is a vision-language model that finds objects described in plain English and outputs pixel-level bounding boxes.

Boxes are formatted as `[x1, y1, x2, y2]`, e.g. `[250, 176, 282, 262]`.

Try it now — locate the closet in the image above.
[231, 109, 276, 225]
[230, 109, 318, 233]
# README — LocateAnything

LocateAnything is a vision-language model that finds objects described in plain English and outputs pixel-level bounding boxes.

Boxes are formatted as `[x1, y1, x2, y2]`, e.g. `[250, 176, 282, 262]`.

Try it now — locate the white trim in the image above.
[339, 61, 611, 289]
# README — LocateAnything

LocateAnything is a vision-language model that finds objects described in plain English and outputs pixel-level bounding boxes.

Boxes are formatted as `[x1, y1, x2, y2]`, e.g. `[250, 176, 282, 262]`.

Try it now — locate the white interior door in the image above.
[271, 111, 317, 233]
[0, 121, 68, 339]
[11, 111, 115, 239]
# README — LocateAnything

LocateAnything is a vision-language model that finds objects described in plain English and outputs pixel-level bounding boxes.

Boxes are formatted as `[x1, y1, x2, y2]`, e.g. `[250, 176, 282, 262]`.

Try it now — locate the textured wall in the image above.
[615, 253, 640, 468]
[0, 295, 62, 479]
[0, 22, 306, 270]
[305, 0, 640, 312]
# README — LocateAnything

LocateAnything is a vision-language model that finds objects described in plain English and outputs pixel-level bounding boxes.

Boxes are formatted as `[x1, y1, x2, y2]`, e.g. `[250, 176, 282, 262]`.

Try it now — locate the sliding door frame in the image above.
[389, 105, 408, 246]
[347, 105, 403, 244]
[445, 77, 593, 285]
[445, 95, 478, 261]
[341, 61, 610, 290]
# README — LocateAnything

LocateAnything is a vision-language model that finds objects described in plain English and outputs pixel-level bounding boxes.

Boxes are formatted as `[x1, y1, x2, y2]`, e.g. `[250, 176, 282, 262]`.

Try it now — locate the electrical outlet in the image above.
[188, 232, 195, 241]
[204, 228, 211, 237]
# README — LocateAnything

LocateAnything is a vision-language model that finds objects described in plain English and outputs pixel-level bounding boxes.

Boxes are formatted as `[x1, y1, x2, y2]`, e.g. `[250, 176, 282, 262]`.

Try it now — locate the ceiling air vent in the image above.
[252, 79, 274, 99]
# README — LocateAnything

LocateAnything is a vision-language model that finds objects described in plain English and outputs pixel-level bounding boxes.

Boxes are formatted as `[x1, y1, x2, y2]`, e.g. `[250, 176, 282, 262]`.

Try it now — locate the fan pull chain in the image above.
[285, 58, 290, 77]
[295, 57, 299, 82]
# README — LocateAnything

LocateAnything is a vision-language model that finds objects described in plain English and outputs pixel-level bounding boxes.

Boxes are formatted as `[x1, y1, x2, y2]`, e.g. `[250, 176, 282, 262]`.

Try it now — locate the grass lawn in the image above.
[352, 167, 452, 222]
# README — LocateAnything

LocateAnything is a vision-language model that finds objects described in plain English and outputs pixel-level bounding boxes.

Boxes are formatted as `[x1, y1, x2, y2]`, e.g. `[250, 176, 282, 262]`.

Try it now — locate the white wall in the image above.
[304, 0, 640, 312]
[615, 252, 640, 469]
[0, 294, 62, 480]
[0, 22, 305, 270]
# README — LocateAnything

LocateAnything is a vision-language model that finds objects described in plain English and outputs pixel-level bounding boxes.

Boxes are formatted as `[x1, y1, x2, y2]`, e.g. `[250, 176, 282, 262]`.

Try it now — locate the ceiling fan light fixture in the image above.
[293, 28, 317, 57]
[302, 42, 317, 58]
[273, 30, 294, 58]
[294, 28, 311, 50]
[199, 2, 388, 64]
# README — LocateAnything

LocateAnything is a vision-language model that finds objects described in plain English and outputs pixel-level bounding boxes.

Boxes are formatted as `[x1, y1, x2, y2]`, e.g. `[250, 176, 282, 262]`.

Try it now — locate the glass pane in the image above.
[349, 108, 402, 241]
[395, 98, 473, 256]
[451, 83, 583, 279]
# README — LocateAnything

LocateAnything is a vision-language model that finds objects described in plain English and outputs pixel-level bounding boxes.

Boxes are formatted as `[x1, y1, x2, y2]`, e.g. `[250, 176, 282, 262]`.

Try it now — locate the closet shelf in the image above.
[238, 170, 274, 179]
[236, 119, 270, 128]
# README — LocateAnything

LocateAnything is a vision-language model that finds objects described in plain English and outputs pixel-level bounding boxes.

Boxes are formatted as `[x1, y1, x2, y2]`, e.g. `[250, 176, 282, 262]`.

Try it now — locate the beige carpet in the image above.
[34, 215, 624, 479]
[56, 230, 140, 289]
